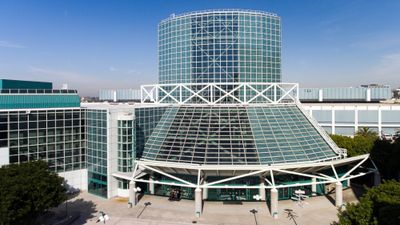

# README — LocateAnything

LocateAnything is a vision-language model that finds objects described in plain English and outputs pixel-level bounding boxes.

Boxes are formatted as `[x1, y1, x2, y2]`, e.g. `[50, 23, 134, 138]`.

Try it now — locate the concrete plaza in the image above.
[60, 188, 358, 225]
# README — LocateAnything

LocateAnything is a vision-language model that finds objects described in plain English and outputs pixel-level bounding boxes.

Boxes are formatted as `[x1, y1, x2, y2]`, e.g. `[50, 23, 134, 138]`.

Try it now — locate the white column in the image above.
[354, 108, 359, 134]
[374, 171, 381, 186]
[149, 176, 155, 194]
[202, 181, 208, 200]
[259, 180, 266, 201]
[366, 88, 371, 102]
[195, 188, 202, 217]
[347, 179, 351, 188]
[378, 107, 382, 134]
[113, 90, 117, 102]
[311, 177, 317, 196]
[129, 181, 138, 206]
[318, 89, 323, 102]
[332, 109, 336, 134]
[270, 188, 278, 219]
[335, 182, 343, 207]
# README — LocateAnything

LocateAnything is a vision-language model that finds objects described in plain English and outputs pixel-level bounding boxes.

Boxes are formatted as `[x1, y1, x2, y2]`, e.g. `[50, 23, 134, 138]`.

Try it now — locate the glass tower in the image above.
[158, 9, 281, 84]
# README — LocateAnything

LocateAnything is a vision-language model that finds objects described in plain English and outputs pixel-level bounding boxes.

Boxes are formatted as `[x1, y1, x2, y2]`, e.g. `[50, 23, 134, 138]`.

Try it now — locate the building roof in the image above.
[142, 104, 342, 165]
[162, 9, 278, 23]
[0, 79, 52, 90]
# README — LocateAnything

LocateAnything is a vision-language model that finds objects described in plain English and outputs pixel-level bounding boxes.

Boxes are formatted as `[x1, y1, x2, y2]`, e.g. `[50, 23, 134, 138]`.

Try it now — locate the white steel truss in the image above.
[141, 82, 299, 105]
[125, 154, 376, 190]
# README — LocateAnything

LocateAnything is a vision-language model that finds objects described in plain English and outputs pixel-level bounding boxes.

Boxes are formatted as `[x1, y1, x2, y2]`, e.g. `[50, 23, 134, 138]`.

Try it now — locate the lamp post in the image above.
[249, 209, 258, 225]
[137, 202, 152, 218]
[250, 194, 262, 225]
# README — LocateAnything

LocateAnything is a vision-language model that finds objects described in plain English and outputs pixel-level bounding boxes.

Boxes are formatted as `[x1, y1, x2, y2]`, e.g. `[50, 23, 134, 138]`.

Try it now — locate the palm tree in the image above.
[356, 127, 378, 137]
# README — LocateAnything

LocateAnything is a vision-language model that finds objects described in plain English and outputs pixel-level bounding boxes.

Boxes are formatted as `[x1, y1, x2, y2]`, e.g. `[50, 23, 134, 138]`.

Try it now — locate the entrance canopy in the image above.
[116, 154, 377, 190]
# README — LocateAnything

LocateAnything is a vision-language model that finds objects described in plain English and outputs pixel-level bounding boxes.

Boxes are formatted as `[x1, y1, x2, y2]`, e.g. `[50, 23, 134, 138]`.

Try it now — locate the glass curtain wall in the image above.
[0, 109, 85, 172]
[86, 109, 108, 198]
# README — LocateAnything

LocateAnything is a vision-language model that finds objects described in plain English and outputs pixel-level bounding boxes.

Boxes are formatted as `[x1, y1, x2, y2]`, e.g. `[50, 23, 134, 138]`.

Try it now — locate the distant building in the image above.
[299, 86, 392, 103]
[302, 103, 400, 136]
[98, 89, 141, 102]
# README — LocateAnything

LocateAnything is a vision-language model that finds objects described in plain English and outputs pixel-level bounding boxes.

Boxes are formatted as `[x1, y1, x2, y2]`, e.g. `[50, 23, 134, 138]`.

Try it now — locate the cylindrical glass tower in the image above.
[158, 9, 281, 85]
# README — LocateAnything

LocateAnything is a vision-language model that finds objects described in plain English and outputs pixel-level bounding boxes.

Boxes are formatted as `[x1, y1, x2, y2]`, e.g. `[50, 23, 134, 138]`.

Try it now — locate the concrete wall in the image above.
[302, 103, 400, 136]
[0, 147, 9, 167]
[58, 169, 88, 191]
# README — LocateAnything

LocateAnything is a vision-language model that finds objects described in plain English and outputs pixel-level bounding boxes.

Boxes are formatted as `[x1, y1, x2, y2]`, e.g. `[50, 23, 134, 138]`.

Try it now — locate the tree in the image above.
[356, 127, 378, 139]
[0, 161, 67, 225]
[336, 180, 400, 225]
[370, 139, 400, 180]
[330, 134, 354, 154]
[330, 134, 376, 157]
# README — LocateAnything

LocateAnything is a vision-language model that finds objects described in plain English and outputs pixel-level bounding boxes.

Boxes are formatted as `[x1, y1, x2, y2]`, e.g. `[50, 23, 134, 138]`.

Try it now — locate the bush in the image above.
[336, 180, 400, 225]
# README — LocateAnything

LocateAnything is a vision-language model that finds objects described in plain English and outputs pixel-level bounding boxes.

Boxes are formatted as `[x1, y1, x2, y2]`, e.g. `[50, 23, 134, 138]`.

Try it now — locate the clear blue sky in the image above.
[1, 0, 399, 96]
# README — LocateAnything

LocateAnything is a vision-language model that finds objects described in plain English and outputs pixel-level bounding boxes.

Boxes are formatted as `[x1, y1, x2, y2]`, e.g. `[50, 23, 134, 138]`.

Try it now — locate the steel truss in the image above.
[141, 82, 299, 105]
[126, 154, 377, 191]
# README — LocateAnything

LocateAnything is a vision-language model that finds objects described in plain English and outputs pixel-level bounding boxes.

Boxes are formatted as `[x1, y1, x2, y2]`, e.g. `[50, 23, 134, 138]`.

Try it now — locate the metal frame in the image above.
[124, 154, 376, 191]
[162, 9, 278, 23]
[141, 83, 299, 105]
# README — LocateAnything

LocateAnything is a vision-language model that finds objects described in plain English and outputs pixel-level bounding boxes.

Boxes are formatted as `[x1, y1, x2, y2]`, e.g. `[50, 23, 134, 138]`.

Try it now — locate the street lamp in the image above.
[249, 209, 259, 225]
[137, 202, 152, 218]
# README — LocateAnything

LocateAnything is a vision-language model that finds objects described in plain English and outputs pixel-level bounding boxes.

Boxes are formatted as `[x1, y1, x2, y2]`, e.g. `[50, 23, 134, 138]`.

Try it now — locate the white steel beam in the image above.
[340, 156, 370, 180]
[273, 168, 334, 181]
[270, 169, 275, 187]
[331, 164, 339, 180]
[134, 178, 196, 188]
[204, 168, 270, 187]
[158, 85, 180, 103]
[247, 84, 274, 103]
[139, 164, 196, 186]
[264, 177, 273, 186]
[140, 82, 299, 105]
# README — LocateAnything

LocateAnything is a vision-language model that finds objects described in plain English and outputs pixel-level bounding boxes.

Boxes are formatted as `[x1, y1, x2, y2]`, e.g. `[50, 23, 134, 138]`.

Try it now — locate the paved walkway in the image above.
[54, 188, 358, 225]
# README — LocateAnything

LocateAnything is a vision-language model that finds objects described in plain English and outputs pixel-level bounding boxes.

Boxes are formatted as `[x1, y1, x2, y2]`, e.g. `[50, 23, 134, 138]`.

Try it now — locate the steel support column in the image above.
[149, 176, 155, 194]
[335, 182, 343, 207]
[259, 179, 266, 201]
[129, 181, 138, 206]
[311, 177, 317, 196]
[203, 181, 208, 200]
[374, 171, 381, 186]
[195, 188, 202, 217]
[270, 188, 278, 218]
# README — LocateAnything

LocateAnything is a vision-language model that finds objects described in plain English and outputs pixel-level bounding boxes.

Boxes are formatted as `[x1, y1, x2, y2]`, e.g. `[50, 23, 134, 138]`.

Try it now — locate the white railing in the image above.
[141, 82, 299, 105]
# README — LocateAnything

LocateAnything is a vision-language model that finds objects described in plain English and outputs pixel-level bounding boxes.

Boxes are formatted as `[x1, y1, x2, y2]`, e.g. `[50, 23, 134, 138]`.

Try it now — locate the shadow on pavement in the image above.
[37, 198, 96, 225]
[324, 194, 335, 206]
[350, 183, 367, 200]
